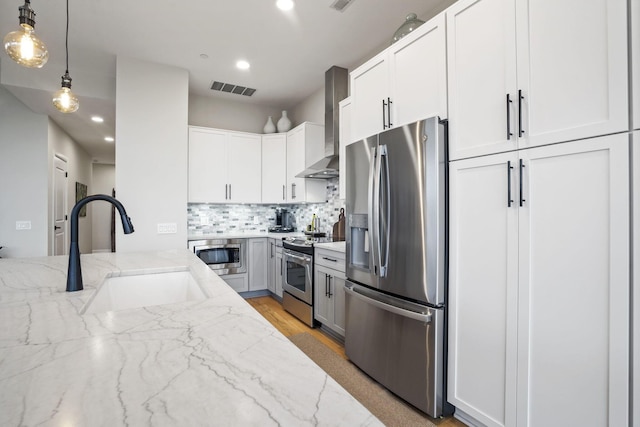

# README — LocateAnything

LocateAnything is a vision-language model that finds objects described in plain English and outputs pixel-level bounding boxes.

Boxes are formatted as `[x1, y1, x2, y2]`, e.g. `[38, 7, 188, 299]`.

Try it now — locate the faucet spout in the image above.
[66, 194, 134, 292]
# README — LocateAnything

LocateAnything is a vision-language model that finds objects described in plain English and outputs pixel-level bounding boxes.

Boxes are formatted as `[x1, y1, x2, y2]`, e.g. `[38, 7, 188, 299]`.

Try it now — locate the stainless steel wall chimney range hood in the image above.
[297, 66, 348, 179]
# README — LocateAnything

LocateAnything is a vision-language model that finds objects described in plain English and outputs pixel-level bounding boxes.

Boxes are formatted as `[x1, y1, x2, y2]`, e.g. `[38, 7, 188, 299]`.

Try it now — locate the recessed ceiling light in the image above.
[276, 0, 294, 11]
[104, 136, 114, 142]
[200, 53, 209, 59]
[236, 60, 250, 70]
[91, 116, 104, 123]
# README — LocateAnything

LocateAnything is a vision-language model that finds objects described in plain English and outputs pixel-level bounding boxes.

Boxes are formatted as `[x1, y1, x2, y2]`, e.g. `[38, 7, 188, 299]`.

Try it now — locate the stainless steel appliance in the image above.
[188, 239, 246, 275]
[269, 208, 295, 233]
[344, 117, 453, 417]
[281, 237, 330, 327]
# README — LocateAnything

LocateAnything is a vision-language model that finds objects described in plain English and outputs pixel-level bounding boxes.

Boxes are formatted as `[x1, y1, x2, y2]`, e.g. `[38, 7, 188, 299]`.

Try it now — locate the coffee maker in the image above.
[269, 208, 295, 232]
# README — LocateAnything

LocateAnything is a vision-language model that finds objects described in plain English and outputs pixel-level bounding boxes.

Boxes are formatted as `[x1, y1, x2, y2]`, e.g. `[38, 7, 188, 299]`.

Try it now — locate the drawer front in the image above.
[315, 249, 346, 272]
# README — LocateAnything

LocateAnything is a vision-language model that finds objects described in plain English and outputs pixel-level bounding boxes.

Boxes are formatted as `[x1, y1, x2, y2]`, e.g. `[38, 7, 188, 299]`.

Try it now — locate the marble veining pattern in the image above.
[0, 250, 381, 426]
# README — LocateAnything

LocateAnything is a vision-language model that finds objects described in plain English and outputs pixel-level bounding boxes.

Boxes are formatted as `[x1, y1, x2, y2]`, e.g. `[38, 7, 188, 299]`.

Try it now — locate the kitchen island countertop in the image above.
[0, 249, 380, 426]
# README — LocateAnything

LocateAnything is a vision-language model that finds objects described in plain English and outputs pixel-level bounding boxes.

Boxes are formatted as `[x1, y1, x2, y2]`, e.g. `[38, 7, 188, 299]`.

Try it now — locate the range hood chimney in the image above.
[297, 66, 348, 179]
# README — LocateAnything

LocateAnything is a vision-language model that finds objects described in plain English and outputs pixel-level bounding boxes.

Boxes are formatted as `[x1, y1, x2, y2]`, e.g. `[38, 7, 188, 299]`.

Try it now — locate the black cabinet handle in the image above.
[328, 276, 332, 298]
[387, 97, 392, 127]
[506, 94, 513, 140]
[325, 274, 329, 297]
[518, 90, 525, 138]
[382, 99, 387, 129]
[507, 161, 514, 207]
[519, 159, 526, 206]
[322, 256, 337, 262]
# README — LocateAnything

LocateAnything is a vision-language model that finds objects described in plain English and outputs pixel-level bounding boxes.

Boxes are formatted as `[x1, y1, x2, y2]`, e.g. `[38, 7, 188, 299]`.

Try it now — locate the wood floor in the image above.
[246, 295, 466, 427]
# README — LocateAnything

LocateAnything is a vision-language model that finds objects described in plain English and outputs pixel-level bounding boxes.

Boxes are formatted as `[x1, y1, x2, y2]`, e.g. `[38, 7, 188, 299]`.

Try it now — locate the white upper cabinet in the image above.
[388, 12, 448, 126]
[446, 0, 517, 160]
[262, 134, 287, 203]
[188, 126, 261, 203]
[350, 12, 448, 142]
[447, 0, 629, 160]
[285, 123, 325, 203]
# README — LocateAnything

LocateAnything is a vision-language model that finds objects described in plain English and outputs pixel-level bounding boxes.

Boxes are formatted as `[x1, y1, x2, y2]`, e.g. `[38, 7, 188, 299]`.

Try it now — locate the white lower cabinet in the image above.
[267, 238, 284, 298]
[314, 248, 346, 337]
[448, 134, 630, 427]
[248, 238, 267, 291]
[220, 274, 249, 293]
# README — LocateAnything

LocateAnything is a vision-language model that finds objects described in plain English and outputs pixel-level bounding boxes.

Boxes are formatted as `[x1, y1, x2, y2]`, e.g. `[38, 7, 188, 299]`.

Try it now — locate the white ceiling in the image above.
[0, 0, 453, 164]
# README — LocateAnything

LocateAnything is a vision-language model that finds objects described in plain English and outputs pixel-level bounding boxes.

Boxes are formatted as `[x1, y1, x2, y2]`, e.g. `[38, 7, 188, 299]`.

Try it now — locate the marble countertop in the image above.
[0, 250, 380, 426]
[314, 241, 346, 253]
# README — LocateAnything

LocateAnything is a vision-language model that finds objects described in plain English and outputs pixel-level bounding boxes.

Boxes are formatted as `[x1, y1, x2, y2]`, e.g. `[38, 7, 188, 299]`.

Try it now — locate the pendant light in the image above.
[52, 0, 79, 113]
[3, 0, 49, 68]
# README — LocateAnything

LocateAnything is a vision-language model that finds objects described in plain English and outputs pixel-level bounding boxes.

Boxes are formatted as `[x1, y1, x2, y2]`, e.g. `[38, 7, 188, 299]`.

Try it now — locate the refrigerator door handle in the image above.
[368, 145, 380, 276]
[344, 284, 432, 324]
[378, 144, 390, 277]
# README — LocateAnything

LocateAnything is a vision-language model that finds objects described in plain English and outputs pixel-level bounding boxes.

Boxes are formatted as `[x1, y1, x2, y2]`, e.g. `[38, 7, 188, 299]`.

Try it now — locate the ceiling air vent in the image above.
[210, 81, 256, 97]
[330, 0, 355, 12]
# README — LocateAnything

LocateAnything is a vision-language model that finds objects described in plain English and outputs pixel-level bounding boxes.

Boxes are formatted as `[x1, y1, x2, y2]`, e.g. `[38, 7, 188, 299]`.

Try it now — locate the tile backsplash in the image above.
[188, 178, 345, 237]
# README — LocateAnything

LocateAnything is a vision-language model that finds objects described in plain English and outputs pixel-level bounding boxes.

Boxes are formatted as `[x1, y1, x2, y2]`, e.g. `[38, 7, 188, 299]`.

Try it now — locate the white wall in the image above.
[115, 57, 188, 252]
[91, 163, 115, 252]
[47, 119, 93, 255]
[189, 94, 290, 133]
[0, 84, 49, 258]
[290, 87, 324, 125]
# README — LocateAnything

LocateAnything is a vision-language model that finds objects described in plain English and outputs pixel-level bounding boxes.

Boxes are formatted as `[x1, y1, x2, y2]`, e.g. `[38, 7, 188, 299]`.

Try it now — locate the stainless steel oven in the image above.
[282, 239, 315, 327]
[188, 239, 246, 275]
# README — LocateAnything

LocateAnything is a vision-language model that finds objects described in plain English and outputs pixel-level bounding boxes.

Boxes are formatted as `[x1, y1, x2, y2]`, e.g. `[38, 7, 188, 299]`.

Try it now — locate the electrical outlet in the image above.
[157, 223, 177, 234]
[16, 221, 31, 230]
[200, 217, 210, 226]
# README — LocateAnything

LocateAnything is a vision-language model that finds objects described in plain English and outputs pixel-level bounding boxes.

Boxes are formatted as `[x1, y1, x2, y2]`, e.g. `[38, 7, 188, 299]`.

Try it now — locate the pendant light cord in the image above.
[64, 0, 69, 74]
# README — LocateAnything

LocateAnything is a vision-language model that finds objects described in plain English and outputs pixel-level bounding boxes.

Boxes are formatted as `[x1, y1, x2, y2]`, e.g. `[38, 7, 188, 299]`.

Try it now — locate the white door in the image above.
[515, 0, 629, 148]
[389, 11, 448, 125]
[188, 127, 227, 202]
[228, 133, 261, 203]
[516, 134, 630, 427]
[286, 126, 306, 202]
[350, 51, 389, 141]
[261, 134, 287, 203]
[53, 155, 68, 255]
[446, 0, 518, 160]
[448, 151, 519, 427]
[314, 266, 331, 325]
[330, 271, 346, 336]
[633, 131, 640, 426]
[633, 1, 640, 131]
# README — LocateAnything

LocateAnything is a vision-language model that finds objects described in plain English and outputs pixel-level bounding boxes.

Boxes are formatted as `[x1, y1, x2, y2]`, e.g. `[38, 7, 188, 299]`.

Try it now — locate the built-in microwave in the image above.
[188, 239, 246, 275]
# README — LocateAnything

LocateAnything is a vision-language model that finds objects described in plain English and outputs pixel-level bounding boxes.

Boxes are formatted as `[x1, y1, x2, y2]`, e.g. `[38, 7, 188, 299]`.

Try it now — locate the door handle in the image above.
[382, 99, 387, 129]
[282, 185, 286, 200]
[228, 184, 231, 200]
[54, 225, 61, 230]
[519, 159, 526, 206]
[325, 274, 329, 297]
[507, 161, 514, 207]
[518, 90, 525, 138]
[328, 275, 333, 298]
[291, 183, 296, 199]
[387, 97, 392, 127]
[506, 94, 513, 140]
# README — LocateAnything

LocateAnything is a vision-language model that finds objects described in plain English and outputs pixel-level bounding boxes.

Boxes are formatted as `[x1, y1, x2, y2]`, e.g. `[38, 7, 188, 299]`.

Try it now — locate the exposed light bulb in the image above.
[3, 1, 48, 68]
[53, 73, 79, 113]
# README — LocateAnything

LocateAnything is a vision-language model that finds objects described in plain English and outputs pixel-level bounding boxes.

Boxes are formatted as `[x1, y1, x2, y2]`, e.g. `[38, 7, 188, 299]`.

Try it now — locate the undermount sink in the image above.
[82, 270, 207, 314]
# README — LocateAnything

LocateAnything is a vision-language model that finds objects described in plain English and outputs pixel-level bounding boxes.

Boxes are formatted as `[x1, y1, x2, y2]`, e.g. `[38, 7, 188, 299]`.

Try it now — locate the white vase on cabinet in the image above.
[277, 110, 292, 132]
[263, 116, 276, 134]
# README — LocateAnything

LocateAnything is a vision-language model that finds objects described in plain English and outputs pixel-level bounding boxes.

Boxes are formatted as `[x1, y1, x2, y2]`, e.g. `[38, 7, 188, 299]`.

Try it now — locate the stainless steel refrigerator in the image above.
[344, 117, 452, 418]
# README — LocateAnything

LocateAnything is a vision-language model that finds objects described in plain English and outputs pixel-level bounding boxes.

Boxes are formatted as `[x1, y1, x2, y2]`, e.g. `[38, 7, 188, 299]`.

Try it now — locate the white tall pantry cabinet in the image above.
[445, 0, 632, 425]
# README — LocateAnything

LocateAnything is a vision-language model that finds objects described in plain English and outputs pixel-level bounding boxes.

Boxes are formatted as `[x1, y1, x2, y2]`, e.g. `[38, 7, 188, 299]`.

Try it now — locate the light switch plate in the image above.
[157, 223, 177, 234]
[16, 221, 31, 230]
[200, 217, 210, 226]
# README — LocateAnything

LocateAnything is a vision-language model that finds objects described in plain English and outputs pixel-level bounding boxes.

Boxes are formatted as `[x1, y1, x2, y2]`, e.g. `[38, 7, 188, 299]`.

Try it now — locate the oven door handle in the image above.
[284, 251, 312, 265]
